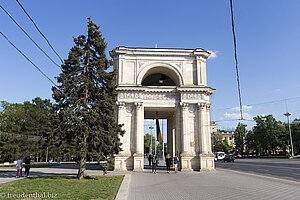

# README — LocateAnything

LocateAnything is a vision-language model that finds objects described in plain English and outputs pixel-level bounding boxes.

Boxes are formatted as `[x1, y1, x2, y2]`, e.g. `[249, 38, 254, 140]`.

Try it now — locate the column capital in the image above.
[116, 101, 125, 109]
[134, 102, 143, 109]
[206, 103, 211, 110]
[180, 102, 189, 110]
[197, 102, 206, 110]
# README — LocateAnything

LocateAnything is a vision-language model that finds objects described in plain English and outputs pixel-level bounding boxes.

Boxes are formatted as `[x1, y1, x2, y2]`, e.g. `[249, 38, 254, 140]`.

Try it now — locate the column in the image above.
[198, 102, 215, 171]
[133, 102, 144, 171]
[198, 102, 208, 154]
[180, 102, 193, 171]
[116, 101, 126, 153]
[180, 102, 189, 154]
[135, 102, 143, 154]
[206, 103, 212, 154]
[167, 117, 172, 156]
[114, 101, 128, 171]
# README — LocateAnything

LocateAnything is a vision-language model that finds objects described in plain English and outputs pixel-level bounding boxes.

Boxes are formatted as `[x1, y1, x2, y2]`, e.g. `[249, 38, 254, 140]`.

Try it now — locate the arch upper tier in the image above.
[110, 47, 212, 87]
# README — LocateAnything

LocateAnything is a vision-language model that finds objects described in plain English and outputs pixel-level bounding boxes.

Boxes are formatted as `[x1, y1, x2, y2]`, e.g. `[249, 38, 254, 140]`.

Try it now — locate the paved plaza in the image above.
[128, 168, 300, 200]
[1, 162, 300, 200]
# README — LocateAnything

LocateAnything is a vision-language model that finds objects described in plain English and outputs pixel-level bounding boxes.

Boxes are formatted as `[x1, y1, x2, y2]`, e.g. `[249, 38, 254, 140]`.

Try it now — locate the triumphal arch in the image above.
[110, 47, 215, 171]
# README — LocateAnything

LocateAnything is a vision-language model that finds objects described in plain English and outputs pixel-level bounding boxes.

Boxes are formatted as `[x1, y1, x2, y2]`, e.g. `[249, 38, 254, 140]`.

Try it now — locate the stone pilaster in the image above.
[114, 102, 128, 171]
[133, 102, 144, 171]
[198, 102, 215, 171]
[180, 102, 189, 154]
[116, 101, 126, 152]
[180, 102, 193, 171]
[198, 102, 208, 154]
[206, 103, 212, 154]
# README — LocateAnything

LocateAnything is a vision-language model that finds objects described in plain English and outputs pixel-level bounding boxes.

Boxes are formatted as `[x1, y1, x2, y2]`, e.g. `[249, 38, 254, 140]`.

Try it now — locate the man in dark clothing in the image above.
[24, 156, 31, 177]
[148, 154, 152, 166]
[165, 153, 172, 173]
[152, 154, 157, 173]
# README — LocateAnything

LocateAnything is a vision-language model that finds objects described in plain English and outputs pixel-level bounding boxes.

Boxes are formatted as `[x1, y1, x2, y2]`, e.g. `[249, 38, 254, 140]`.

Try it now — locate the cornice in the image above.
[110, 46, 210, 59]
[116, 86, 215, 95]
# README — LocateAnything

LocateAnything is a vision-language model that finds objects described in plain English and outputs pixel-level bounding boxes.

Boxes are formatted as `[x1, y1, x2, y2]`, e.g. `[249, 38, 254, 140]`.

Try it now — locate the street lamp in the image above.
[149, 126, 154, 155]
[284, 112, 294, 157]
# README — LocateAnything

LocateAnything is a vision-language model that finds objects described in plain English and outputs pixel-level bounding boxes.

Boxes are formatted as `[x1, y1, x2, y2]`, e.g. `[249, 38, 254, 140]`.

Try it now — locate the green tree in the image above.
[291, 119, 300, 155]
[212, 132, 223, 152]
[52, 18, 123, 179]
[234, 123, 246, 156]
[0, 98, 56, 162]
[144, 133, 155, 155]
[211, 132, 233, 153]
[252, 115, 288, 156]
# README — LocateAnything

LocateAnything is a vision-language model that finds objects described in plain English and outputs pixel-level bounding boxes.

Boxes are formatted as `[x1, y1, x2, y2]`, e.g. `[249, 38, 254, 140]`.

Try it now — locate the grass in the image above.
[0, 176, 124, 200]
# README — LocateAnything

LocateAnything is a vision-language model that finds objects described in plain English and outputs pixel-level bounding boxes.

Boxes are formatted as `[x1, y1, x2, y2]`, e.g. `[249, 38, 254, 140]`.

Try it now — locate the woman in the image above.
[173, 155, 178, 173]
[16, 157, 23, 178]
[152, 154, 157, 173]
[165, 153, 172, 173]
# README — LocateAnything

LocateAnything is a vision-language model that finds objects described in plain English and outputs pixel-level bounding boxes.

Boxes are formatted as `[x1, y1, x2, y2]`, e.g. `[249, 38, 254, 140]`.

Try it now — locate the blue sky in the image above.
[1, 0, 300, 133]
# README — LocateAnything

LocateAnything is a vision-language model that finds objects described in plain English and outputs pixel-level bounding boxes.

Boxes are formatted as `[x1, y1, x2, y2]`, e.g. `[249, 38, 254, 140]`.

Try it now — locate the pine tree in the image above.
[52, 18, 123, 179]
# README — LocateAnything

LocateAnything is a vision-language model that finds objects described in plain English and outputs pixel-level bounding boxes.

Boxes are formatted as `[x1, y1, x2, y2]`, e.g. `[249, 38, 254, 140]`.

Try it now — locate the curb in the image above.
[115, 174, 131, 200]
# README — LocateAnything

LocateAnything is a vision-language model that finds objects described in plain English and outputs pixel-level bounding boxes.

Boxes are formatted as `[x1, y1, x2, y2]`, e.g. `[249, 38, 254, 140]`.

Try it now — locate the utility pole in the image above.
[284, 112, 294, 157]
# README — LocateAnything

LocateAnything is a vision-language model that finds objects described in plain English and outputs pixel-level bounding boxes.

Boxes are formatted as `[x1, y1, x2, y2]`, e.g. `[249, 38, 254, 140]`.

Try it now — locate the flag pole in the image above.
[162, 119, 164, 161]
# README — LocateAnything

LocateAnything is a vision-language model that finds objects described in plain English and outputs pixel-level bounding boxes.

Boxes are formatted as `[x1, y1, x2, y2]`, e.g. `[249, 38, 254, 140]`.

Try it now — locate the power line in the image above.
[230, 0, 243, 120]
[16, 0, 64, 63]
[0, 4, 61, 69]
[0, 32, 58, 87]
[212, 96, 300, 111]
[214, 118, 255, 123]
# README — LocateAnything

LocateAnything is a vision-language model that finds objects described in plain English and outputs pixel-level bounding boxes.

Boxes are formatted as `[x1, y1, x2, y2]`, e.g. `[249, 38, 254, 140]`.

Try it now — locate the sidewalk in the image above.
[128, 168, 300, 200]
[2, 165, 300, 200]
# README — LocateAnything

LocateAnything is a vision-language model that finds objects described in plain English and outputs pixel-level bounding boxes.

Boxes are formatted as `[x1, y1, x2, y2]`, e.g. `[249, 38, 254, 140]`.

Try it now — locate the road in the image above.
[216, 158, 300, 182]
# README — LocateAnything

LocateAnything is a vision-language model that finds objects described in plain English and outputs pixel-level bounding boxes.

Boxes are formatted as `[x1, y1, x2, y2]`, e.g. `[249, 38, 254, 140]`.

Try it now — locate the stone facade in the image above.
[110, 47, 215, 171]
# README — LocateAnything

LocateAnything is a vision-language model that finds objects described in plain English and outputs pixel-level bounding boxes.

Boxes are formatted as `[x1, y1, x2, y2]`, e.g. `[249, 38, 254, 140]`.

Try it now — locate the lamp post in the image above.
[284, 112, 294, 157]
[149, 126, 154, 155]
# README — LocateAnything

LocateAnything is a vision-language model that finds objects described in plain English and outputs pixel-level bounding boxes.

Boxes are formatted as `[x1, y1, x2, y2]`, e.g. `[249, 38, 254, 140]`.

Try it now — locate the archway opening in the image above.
[143, 107, 178, 171]
[142, 73, 175, 86]
[140, 66, 181, 86]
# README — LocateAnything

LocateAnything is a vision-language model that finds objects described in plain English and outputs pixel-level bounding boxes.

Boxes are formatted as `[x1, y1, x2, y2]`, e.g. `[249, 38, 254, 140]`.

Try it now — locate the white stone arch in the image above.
[137, 62, 184, 86]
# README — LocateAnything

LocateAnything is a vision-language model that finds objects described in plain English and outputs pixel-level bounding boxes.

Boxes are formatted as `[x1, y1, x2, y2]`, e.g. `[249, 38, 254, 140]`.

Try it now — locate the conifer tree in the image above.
[52, 18, 123, 179]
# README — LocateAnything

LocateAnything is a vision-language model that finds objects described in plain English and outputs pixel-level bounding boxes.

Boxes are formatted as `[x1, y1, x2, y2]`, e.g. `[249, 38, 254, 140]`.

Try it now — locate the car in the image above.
[223, 154, 235, 162]
[214, 152, 225, 161]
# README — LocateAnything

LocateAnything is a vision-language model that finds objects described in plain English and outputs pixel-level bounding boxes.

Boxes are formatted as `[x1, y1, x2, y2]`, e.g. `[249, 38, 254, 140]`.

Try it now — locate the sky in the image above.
[1, 0, 300, 134]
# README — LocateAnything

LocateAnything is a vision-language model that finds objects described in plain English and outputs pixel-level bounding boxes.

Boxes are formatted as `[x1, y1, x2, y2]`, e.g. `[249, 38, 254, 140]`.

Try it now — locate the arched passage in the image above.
[137, 63, 184, 86]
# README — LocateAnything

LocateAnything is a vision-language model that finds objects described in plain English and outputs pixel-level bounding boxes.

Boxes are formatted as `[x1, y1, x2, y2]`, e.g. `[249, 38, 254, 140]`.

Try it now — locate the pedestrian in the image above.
[165, 153, 172, 173]
[15, 157, 23, 178]
[24, 155, 31, 177]
[148, 154, 152, 166]
[152, 154, 157, 173]
[173, 155, 178, 173]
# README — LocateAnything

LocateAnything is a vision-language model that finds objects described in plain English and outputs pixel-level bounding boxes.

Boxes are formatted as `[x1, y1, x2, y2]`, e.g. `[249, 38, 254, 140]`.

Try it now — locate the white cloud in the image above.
[224, 112, 253, 120]
[275, 89, 281, 92]
[207, 50, 217, 59]
[231, 105, 252, 111]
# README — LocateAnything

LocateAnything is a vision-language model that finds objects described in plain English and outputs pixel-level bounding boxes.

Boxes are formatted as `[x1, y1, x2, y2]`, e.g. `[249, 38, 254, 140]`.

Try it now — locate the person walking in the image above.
[165, 153, 172, 173]
[24, 155, 31, 177]
[173, 155, 178, 173]
[152, 154, 157, 173]
[15, 157, 23, 178]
